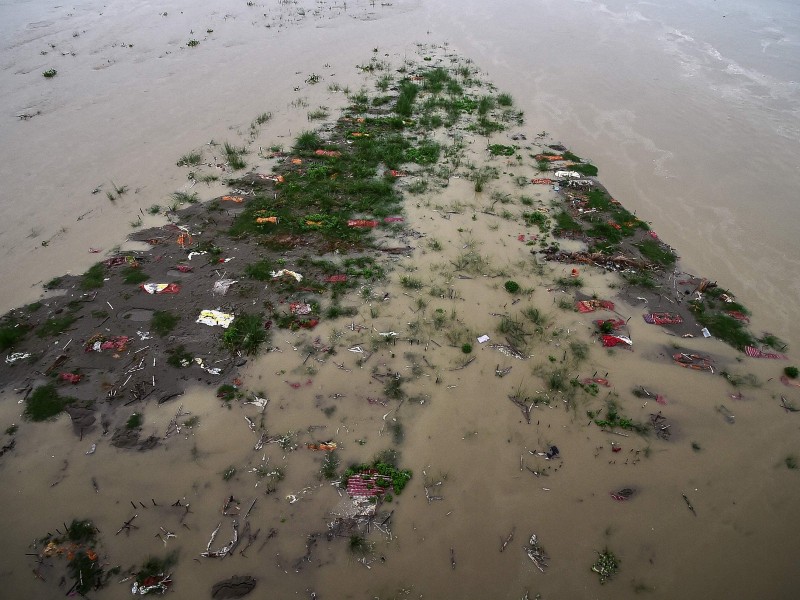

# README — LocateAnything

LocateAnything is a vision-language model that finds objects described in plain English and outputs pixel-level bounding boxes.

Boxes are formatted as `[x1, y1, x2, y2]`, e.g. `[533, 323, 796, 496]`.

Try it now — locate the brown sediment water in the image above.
[1, 1, 800, 599]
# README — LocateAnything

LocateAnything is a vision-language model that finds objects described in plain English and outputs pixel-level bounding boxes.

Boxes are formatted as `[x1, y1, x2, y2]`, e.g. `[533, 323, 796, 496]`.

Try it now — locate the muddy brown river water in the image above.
[1, 1, 799, 598]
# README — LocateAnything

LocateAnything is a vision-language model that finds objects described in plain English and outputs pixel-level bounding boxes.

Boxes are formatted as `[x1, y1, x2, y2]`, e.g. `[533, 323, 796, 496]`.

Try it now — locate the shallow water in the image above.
[1, 1, 799, 598]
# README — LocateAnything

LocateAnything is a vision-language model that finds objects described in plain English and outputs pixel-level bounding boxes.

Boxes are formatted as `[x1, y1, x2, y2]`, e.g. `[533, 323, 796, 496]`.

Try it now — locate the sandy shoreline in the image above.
[1, 42, 799, 599]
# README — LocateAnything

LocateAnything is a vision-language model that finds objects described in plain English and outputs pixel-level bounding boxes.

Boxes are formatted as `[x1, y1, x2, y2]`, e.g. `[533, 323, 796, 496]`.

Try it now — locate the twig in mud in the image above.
[238, 522, 260, 557]
[682, 493, 697, 516]
[449, 356, 475, 371]
[495, 364, 512, 377]
[257, 528, 278, 553]
[243, 498, 257, 520]
[500, 527, 515, 552]
[524, 533, 548, 572]
[116, 514, 138, 535]
[508, 394, 535, 424]
[201, 520, 239, 558]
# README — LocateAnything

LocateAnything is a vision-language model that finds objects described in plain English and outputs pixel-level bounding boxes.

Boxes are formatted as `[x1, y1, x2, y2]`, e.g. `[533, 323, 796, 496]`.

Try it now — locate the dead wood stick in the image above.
[682, 494, 697, 516]
[116, 514, 138, 535]
[243, 498, 257, 520]
[500, 527, 515, 552]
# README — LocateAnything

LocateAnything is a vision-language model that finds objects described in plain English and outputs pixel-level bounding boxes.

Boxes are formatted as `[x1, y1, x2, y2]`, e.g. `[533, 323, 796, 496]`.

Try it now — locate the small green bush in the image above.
[504, 280, 520, 294]
[785, 366, 799, 379]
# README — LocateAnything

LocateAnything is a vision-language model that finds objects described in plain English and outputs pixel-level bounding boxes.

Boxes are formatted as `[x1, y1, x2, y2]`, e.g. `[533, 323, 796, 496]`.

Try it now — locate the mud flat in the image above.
[2, 46, 800, 599]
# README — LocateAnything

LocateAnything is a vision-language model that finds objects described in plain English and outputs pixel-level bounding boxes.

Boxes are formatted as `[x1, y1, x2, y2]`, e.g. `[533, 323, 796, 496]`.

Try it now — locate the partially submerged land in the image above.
[1, 47, 798, 598]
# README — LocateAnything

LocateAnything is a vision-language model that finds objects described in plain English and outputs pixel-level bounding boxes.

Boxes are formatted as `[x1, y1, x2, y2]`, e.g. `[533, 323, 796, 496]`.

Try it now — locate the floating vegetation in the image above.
[592, 548, 620, 584]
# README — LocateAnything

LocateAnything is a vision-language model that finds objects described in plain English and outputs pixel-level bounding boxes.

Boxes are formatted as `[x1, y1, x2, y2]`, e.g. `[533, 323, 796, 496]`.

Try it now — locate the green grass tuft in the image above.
[24, 384, 75, 421]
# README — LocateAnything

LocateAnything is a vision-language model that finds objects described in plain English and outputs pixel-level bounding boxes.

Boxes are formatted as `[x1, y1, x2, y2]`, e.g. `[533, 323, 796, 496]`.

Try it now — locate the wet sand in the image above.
[2, 1, 800, 598]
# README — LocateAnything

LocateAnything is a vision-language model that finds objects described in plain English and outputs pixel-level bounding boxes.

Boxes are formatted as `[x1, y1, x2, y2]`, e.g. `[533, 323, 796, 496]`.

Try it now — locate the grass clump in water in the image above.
[222, 313, 267, 356]
[80, 263, 105, 290]
[24, 384, 75, 421]
[223, 142, 247, 170]
[592, 548, 620, 584]
[177, 151, 203, 167]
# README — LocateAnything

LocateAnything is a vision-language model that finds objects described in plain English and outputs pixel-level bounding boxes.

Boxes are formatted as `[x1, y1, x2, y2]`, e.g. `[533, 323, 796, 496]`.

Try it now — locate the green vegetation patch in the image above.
[635, 239, 677, 267]
[222, 312, 267, 356]
[80, 263, 105, 290]
[151, 310, 179, 337]
[24, 384, 76, 421]
[488, 144, 515, 156]
[36, 315, 77, 338]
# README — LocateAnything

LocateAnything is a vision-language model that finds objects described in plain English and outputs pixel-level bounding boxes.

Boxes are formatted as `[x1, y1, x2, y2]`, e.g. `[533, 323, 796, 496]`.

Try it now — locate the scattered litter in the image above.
[477, 334, 490, 344]
[601, 334, 632, 348]
[530, 178, 553, 185]
[643, 313, 683, 325]
[141, 283, 181, 294]
[85, 334, 130, 353]
[745, 346, 787, 360]
[576, 300, 615, 313]
[195, 357, 222, 375]
[716, 404, 735, 424]
[177, 233, 194, 248]
[255, 216, 278, 224]
[132, 574, 172, 595]
[346, 471, 389, 498]
[306, 441, 337, 451]
[610, 488, 635, 502]
[583, 377, 610, 387]
[85, 443, 96, 455]
[726, 310, 750, 323]
[701, 327, 711, 338]
[524, 534, 548, 572]
[489, 343, 526, 360]
[58, 372, 82, 384]
[534, 154, 563, 162]
[673, 353, 714, 372]
[314, 149, 341, 157]
[270, 269, 303, 282]
[221, 195, 245, 203]
[780, 375, 800, 388]
[325, 274, 347, 283]
[104, 255, 138, 268]
[175, 264, 193, 273]
[213, 279, 237, 295]
[187, 251, 207, 260]
[5, 352, 30, 364]
[347, 219, 378, 228]
[196, 310, 235, 329]
[554, 170, 581, 178]
[290, 302, 312, 315]
[384, 216, 404, 223]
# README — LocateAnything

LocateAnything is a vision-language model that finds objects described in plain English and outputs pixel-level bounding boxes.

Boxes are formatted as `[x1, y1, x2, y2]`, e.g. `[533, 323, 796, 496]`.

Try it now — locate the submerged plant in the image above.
[592, 548, 620, 584]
